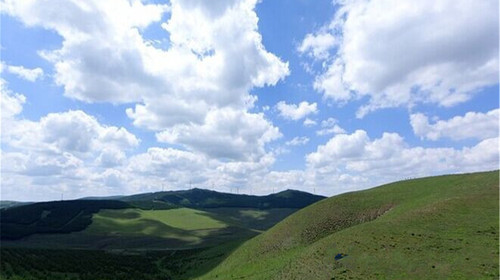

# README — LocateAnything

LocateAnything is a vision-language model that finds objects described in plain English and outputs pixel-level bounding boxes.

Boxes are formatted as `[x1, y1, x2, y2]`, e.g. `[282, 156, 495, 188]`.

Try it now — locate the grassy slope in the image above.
[89, 208, 227, 233]
[0, 200, 131, 240]
[0, 208, 298, 279]
[85, 208, 229, 245]
[1, 207, 298, 250]
[198, 171, 499, 280]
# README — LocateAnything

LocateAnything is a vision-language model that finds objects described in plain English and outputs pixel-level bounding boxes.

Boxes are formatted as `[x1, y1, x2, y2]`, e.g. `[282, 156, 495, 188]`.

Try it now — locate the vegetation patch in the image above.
[0, 242, 242, 280]
[0, 200, 131, 240]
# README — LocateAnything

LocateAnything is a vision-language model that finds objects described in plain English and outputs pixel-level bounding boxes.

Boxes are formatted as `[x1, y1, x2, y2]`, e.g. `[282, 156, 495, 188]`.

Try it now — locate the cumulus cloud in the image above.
[306, 130, 499, 192]
[1, 78, 142, 199]
[0, 0, 292, 200]
[4, 64, 44, 82]
[1, 109, 140, 191]
[5, 110, 139, 156]
[410, 109, 499, 141]
[285, 136, 310, 146]
[298, 31, 337, 60]
[2, 0, 497, 201]
[155, 108, 281, 161]
[301, 0, 499, 117]
[303, 118, 317, 127]
[316, 117, 346, 136]
[2, 0, 169, 103]
[276, 101, 318, 121]
[2, 0, 289, 161]
[0, 80, 25, 119]
[122, 147, 278, 196]
[128, 147, 207, 181]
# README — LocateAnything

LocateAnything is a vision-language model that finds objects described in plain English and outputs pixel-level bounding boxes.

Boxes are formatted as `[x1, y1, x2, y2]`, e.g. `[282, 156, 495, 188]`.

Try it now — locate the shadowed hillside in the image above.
[0, 189, 324, 248]
[0, 200, 131, 240]
[0, 189, 325, 279]
[121, 188, 325, 209]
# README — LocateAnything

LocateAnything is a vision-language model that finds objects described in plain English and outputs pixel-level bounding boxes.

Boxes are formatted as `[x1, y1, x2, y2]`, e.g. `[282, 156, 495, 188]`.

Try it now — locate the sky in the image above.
[0, 0, 498, 201]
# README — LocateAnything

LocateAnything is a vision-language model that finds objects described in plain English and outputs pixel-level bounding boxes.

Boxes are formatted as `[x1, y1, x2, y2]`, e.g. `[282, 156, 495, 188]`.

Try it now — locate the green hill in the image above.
[0, 189, 324, 249]
[198, 170, 499, 279]
[0, 200, 131, 240]
[1, 188, 325, 279]
[121, 188, 325, 210]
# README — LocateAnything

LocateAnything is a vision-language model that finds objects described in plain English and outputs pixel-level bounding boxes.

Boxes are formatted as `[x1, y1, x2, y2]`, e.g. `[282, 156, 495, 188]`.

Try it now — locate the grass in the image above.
[88, 208, 227, 234]
[83, 208, 231, 246]
[0, 241, 244, 280]
[1, 207, 299, 251]
[197, 170, 499, 279]
[0, 200, 131, 240]
[0, 207, 299, 279]
[201, 208, 298, 231]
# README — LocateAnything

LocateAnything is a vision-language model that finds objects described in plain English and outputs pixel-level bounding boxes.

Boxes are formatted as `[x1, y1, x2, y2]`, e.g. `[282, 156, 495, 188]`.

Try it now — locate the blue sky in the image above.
[1, 0, 498, 201]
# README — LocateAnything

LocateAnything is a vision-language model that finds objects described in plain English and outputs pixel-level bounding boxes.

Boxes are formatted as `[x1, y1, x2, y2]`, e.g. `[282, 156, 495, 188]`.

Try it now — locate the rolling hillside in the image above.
[0, 189, 325, 250]
[120, 188, 324, 209]
[198, 171, 499, 279]
[0, 188, 325, 279]
[0, 200, 131, 240]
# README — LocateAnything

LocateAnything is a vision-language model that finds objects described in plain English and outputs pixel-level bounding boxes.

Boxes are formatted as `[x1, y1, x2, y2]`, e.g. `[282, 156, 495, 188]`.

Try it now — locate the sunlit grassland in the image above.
[198, 171, 499, 279]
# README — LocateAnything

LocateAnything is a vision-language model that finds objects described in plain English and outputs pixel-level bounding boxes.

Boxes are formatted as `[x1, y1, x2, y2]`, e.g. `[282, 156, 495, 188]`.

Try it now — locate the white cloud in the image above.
[155, 108, 281, 161]
[1, 82, 141, 189]
[276, 101, 318, 120]
[308, 130, 370, 166]
[124, 147, 277, 196]
[6, 64, 44, 82]
[0, 109, 142, 200]
[320, 117, 338, 128]
[5, 110, 139, 156]
[258, 169, 369, 196]
[410, 109, 499, 141]
[126, 0, 289, 132]
[303, 118, 317, 127]
[0, 85, 277, 199]
[0, 110, 143, 200]
[128, 147, 207, 178]
[3, 0, 169, 103]
[303, 0, 499, 117]
[2, 0, 290, 162]
[316, 125, 346, 136]
[285, 136, 310, 146]
[0, 0, 293, 200]
[96, 148, 127, 168]
[2, 0, 497, 201]
[0, 79, 25, 119]
[305, 130, 499, 194]
[316, 117, 346, 136]
[298, 31, 336, 60]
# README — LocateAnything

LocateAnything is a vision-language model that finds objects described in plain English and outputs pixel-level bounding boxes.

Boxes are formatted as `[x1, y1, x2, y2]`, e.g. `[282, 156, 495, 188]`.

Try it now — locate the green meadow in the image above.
[86, 208, 228, 242]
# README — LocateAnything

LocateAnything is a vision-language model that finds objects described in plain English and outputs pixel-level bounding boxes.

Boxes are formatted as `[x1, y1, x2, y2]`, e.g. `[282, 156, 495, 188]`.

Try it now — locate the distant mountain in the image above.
[0, 189, 325, 241]
[78, 195, 125, 200]
[120, 188, 326, 209]
[0, 200, 131, 240]
[0, 201, 32, 209]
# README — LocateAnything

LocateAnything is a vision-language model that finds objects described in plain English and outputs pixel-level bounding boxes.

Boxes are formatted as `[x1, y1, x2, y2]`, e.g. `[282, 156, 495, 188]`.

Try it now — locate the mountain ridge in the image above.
[0, 188, 325, 241]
